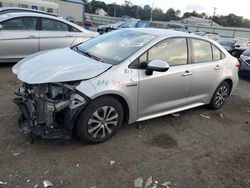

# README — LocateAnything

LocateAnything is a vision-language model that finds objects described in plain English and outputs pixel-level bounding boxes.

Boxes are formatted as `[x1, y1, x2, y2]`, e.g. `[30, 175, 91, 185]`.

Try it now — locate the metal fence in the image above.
[187, 25, 250, 38]
[85, 13, 250, 39]
[85, 13, 123, 26]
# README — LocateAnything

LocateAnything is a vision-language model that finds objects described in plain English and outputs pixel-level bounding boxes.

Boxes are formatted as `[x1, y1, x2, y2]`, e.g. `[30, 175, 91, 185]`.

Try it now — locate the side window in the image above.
[212, 45, 221, 61]
[192, 39, 212, 63]
[1, 17, 37, 30]
[130, 52, 147, 69]
[221, 52, 226, 59]
[139, 52, 147, 64]
[148, 38, 188, 66]
[42, 18, 69, 31]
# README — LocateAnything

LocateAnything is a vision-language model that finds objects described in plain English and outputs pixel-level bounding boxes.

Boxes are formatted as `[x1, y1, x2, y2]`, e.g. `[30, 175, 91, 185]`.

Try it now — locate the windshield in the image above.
[243, 48, 250, 56]
[217, 39, 236, 47]
[75, 30, 156, 65]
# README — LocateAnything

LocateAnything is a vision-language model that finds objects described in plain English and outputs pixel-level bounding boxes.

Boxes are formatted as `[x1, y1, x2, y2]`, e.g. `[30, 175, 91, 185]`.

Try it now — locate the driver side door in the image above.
[137, 37, 193, 120]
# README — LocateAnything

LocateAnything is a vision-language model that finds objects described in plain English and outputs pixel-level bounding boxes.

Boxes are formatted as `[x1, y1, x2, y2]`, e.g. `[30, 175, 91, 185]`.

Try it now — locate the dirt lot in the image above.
[0, 64, 250, 188]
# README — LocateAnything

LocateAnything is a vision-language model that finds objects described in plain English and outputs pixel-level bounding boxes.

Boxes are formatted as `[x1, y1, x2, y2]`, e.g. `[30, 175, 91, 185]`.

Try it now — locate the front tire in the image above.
[209, 81, 230, 109]
[77, 96, 124, 144]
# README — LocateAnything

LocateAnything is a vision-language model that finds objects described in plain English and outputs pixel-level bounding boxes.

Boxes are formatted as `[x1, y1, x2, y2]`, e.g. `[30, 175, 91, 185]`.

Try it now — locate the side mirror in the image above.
[0, 24, 2, 31]
[145, 60, 170, 76]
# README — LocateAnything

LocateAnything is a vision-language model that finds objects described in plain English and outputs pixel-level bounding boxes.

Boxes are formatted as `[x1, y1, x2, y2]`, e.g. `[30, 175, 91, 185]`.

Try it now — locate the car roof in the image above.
[0, 7, 57, 17]
[0, 12, 86, 31]
[0, 12, 99, 35]
[0, 12, 59, 22]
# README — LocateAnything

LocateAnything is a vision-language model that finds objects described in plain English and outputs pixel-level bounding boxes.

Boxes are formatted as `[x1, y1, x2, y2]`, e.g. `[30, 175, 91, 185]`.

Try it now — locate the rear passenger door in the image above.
[187, 38, 225, 104]
[39, 18, 76, 51]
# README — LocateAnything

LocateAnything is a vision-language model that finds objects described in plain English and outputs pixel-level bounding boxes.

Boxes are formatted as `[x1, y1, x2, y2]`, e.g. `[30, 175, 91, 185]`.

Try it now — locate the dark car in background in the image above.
[97, 21, 124, 34]
[97, 19, 140, 34]
[239, 48, 250, 77]
[136, 20, 167, 29]
[194, 31, 220, 40]
[136, 21, 191, 33]
[217, 38, 250, 58]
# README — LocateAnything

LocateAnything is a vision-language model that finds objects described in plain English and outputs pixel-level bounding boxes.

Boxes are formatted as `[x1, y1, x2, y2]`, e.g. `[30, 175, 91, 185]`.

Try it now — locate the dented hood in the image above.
[12, 48, 112, 84]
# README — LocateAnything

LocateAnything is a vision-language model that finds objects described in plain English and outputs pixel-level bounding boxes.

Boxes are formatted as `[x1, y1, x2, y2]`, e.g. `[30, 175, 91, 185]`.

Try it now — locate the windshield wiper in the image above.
[75, 47, 104, 62]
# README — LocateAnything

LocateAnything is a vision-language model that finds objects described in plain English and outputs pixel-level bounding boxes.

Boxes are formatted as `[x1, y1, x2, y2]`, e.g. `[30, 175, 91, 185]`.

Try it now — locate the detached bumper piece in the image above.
[13, 83, 87, 139]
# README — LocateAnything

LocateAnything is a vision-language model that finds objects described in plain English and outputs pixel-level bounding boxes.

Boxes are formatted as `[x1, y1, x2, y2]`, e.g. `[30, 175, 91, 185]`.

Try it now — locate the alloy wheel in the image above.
[87, 106, 118, 139]
[214, 85, 228, 108]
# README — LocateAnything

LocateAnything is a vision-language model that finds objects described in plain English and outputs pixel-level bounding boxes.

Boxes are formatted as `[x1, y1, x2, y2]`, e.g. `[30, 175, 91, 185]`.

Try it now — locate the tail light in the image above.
[236, 60, 240, 68]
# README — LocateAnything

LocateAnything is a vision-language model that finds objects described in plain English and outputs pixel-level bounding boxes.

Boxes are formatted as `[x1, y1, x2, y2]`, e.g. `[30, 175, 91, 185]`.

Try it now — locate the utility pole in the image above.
[150, 2, 154, 21]
[114, 2, 116, 17]
[82, 0, 86, 24]
[211, 7, 217, 26]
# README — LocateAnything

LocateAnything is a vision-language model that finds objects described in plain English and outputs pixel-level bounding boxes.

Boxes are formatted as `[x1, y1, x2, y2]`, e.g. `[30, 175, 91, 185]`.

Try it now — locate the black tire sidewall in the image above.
[210, 81, 230, 109]
[77, 96, 124, 144]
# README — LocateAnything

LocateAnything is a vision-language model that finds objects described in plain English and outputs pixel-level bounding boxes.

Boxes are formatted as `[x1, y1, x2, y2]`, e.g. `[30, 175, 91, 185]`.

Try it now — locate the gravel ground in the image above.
[0, 64, 250, 188]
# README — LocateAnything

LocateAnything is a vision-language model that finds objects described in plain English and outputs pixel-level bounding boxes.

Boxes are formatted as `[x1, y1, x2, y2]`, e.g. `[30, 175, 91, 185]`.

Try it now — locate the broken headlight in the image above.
[47, 82, 87, 109]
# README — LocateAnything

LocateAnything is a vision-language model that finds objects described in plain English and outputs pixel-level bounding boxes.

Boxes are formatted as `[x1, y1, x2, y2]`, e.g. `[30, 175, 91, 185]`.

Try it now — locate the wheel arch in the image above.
[96, 94, 130, 125]
[208, 77, 234, 105]
[71, 93, 131, 137]
[223, 78, 233, 95]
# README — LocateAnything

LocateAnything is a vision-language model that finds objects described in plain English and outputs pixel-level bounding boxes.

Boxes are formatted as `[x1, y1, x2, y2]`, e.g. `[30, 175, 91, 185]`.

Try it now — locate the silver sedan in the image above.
[13, 28, 239, 143]
[0, 12, 99, 63]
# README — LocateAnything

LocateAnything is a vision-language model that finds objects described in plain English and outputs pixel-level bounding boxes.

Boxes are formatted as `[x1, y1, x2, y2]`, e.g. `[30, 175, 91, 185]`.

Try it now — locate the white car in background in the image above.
[0, 12, 99, 63]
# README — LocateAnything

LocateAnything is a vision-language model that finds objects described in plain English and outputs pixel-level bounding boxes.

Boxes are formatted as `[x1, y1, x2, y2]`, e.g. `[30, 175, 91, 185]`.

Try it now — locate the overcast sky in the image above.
[102, 0, 250, 19]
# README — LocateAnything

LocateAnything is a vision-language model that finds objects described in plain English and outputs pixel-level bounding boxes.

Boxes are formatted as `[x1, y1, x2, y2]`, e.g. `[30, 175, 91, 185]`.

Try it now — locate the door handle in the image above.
[214, 65, 221, 70]
[182, 70, 192, 76]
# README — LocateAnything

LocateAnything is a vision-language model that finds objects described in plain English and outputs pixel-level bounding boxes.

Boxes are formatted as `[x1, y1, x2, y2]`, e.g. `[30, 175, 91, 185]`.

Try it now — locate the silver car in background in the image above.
[0, 12, 99, 62]
[12, 29, 239, 143]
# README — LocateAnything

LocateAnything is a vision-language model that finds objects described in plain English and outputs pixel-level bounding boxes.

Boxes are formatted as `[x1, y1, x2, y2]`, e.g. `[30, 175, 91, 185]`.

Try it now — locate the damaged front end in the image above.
[13, 82, 88, 139]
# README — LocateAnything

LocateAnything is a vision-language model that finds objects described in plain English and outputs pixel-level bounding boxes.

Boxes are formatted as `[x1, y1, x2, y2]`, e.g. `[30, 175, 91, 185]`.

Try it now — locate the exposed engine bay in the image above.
[14, 82, 88, 139]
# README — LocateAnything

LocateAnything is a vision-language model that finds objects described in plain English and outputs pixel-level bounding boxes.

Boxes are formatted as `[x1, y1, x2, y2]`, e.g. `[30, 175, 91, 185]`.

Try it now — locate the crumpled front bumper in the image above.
[13, 97, 85, 139]
[13, 82, 89, 139]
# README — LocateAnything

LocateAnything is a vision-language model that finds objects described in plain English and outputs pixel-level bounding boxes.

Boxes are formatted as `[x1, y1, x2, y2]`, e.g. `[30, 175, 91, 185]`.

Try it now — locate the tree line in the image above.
[85, 0, 250, 28]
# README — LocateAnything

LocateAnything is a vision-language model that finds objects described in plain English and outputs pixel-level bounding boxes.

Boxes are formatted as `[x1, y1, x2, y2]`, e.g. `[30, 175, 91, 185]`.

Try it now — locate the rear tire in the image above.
[77, 96, 124, 144]
[209, 81, 230, 109]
